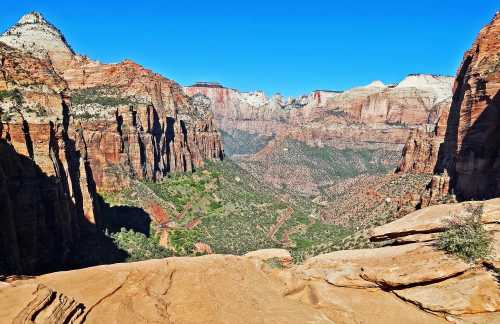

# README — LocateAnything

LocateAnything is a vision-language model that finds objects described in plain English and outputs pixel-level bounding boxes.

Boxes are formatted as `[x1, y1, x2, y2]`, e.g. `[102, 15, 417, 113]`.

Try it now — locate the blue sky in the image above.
[1, 1, 498, 96]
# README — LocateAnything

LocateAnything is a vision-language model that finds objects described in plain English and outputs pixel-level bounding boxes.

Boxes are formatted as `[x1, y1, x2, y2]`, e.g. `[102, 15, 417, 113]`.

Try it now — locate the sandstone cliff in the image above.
[435, 12, 500, 200]
[1, 12, 224, 192]
[397, 12, 500, 201]
[0, 12, 224, 274]
[1, 199, 498, 323]
[0, 42, 99, 274]
[185, 75, 453, 151]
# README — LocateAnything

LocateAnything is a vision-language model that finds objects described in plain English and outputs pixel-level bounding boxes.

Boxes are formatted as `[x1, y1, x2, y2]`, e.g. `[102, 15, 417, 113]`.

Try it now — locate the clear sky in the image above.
[1, 1, 498, 96]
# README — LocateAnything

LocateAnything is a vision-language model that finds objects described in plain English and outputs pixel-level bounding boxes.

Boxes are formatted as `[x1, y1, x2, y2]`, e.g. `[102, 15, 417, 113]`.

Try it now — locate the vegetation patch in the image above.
[263, 257, 285, 270]
[102, 160, 351, 263]
[237, 139, 400, 196]
[0, 89, 22, 105]
[71, 86, 137, 107]
[108, 226, 172, 262]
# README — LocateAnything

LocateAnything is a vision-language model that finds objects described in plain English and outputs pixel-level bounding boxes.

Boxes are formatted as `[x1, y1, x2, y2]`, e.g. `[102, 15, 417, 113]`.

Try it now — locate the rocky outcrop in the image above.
[396, 129, 442, 174]
[397, 12, 500, 201]
[61, 59, 224, 191]
[2, 200, 498, 323]
[1, 12, 224, 191]
[0, 11, 74, 69]
[184, 83, 294, 137]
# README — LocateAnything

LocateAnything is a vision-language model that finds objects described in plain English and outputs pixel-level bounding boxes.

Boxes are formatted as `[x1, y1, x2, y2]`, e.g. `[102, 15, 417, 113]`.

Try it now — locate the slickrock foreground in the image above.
[1, 200, 498, 323]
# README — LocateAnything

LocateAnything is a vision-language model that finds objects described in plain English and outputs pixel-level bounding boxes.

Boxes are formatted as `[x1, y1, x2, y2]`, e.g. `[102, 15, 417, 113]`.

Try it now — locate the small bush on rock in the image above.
[437, 204, 492, 262]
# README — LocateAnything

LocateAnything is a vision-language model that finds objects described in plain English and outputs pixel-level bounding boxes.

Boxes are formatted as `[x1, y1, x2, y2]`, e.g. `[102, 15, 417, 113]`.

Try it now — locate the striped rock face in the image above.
[0, 12, 223, 275]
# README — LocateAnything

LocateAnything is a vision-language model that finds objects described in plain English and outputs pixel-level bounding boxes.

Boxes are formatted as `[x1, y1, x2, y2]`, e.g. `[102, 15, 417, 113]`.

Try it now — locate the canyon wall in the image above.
[398, 12, 500, 201]
[0, 43, 99, 274]
[185, 75, 453, 151]
[61, 58, 224, 191]
[1, 12, 224, 192]
[0, 12, 224, 274]
[184, 83, 293, 136]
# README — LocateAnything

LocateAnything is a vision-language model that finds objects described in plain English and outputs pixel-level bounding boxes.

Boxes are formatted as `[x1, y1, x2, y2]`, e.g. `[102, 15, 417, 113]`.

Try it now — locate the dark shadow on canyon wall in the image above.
[98, 198, 151, 236]
[64, 196, 152, 271]
[0, 137, 154, 276]
[452, 90, 500, 200]
[435, 85, 500, 200]
[434, 56, 472, 177]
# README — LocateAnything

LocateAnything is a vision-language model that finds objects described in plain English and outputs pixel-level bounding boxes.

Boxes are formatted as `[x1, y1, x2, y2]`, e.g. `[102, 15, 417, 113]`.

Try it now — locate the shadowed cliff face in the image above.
[397, 13, 500, 202]
[439, 14, 500, 200]
[443, 91, 500, 200]
[434, 11, 500, 200]
[0, 136, 91, 274]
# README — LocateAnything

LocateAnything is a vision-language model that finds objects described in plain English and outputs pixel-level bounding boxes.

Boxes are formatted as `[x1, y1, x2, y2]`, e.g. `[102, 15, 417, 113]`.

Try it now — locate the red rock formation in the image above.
[398, 12, 500, 201]
[55, 51, 224, 192]
[396, 129, 442, 174]
[0, 12, 223, 274]
[186, 76, 453, 151]
[434, 12, 500, 200]
[0, 43, 100, 274]
[184, 84, 291, 136]
[1, 13, 224, 192]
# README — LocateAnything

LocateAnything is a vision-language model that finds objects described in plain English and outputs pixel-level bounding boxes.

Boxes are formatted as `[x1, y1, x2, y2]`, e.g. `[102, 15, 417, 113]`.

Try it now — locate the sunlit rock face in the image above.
[0, 12, 224, 192]
[185, 75, 453, 153]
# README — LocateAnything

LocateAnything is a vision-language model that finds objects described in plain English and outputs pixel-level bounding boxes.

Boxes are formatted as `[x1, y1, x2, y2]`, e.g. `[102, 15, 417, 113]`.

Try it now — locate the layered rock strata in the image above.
[0, 12, 224, 191]
[0, 12, 224, 274]
[185, 75, 453, 150]
[0, 42, 99, 274]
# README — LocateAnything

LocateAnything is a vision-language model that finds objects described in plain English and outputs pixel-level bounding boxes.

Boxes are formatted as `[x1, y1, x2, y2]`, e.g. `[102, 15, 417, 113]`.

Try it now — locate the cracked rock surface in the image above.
[1, 199, 499, 323]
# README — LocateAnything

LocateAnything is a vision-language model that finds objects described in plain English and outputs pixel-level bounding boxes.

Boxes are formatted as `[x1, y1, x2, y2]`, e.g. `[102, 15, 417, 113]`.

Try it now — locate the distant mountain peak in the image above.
[18, 11, 48, 24]
[0, 11, 74, 61]
[366, 80, 386, 88]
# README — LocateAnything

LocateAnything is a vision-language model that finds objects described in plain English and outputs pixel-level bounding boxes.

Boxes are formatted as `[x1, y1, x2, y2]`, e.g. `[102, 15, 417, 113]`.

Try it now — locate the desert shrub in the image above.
[0, 89, 22, 105]
[263, 257, 285, 269]
[437, 204, 492, 262]
[76, 111, 100, 120]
